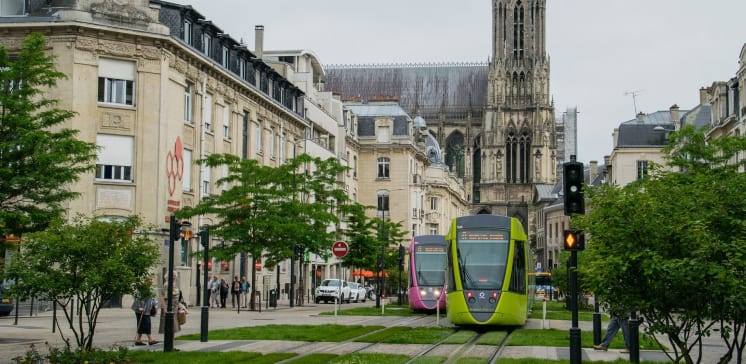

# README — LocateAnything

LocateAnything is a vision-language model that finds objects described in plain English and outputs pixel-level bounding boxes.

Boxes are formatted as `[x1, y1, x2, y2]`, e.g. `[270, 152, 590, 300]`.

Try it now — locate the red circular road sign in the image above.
[332, 241, 349, 258]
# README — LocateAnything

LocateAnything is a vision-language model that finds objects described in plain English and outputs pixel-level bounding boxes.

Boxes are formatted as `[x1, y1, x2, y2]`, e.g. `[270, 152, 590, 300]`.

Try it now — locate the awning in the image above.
[352, 270, 388, 278]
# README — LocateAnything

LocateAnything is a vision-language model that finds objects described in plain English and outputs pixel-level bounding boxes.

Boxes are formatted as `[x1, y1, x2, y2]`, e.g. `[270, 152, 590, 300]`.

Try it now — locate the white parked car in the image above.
[314, 279, 351, 304]
[347, 282, 366, 303]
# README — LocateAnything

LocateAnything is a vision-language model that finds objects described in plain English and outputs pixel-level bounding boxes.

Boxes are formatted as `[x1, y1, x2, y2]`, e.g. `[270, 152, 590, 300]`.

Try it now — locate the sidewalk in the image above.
[0, 304, 675, 363]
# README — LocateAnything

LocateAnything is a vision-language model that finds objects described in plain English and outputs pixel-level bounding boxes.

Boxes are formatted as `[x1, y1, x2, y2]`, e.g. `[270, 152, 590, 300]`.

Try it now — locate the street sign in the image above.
[332, 241, 348, 258]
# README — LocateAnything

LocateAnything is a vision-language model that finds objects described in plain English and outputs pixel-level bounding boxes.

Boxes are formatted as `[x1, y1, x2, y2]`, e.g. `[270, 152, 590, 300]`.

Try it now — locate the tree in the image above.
[6, 215, 159, 350]
[0, 33, 97, 277]
[176, 153, 354, 309]
[340, 203, 379, 271]
[0, 33, 97, 234]
[575, 125, 746, 364]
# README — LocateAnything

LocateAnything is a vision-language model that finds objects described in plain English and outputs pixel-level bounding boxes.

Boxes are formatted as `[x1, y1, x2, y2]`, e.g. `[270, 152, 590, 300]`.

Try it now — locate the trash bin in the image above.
[269, 289, 277, 308]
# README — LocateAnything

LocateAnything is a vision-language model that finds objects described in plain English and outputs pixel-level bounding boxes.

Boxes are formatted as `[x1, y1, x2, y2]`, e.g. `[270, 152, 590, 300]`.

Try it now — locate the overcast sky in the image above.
[177, 0, 746, 163]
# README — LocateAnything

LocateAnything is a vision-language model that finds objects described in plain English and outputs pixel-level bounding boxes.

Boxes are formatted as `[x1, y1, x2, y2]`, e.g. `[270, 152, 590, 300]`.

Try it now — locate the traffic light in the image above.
[563, 160, 585, 215]
[199, 226, 209, 248]
[563, 229, 585, 251]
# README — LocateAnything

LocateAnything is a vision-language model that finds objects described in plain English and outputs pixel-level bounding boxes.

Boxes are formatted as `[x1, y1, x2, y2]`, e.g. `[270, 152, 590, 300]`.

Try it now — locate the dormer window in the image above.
[0, 0, 26, 16]
[202, 33, 212, 55]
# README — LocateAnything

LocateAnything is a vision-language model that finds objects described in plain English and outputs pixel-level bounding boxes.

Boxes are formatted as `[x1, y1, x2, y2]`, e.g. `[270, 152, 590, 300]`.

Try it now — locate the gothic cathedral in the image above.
[326, 0, 557, 234]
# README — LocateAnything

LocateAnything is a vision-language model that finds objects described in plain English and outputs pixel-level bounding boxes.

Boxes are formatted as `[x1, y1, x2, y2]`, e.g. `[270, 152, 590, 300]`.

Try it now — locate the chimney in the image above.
[254, 25, 264, 59]
[589, 160, 598, 183]
[636, 111, 645, 123]
[669, 104, 680, 125]
[699, 87, 710, 105]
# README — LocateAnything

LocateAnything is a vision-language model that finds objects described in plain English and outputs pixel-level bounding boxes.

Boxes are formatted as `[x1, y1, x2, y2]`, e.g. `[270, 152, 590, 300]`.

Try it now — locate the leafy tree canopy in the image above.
[575, 125, 746, 364]
[6, 215, 160, 350]
[0, 33, 97, 236]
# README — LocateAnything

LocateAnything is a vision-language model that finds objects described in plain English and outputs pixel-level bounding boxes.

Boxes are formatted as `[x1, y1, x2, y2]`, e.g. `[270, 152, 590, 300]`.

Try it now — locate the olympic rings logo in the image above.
[166, 137, 184, 196]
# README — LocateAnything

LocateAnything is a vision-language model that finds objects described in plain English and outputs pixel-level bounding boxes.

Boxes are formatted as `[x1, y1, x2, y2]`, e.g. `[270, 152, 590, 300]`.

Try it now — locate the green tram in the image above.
[445, 215, 534, 326]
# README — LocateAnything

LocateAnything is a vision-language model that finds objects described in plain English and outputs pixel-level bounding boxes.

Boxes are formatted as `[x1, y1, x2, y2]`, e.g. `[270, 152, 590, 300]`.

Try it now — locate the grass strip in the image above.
[126, 351, 294, 363]
[355, 326, 455, 344]
[441, 330, 477, 344]
[177, 324, 383, 342]
[320, 305, 421, 316]
[474, 331, 507, 345]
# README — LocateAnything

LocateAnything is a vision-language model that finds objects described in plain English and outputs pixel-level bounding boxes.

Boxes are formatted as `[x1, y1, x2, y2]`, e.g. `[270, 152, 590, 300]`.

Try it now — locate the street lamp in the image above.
[376, 188, 405, 309]
[288, 135, 329, 308]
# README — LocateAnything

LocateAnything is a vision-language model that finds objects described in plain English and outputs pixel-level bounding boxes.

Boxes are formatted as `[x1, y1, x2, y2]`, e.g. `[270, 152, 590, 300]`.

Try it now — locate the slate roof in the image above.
[325, 63, 489, 120]
[681, 104, 712, 129]
[616, 110, 689, 148]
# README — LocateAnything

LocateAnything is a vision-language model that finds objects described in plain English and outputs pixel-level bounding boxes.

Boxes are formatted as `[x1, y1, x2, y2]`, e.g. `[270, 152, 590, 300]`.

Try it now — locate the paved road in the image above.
[0, 299, 731, 363]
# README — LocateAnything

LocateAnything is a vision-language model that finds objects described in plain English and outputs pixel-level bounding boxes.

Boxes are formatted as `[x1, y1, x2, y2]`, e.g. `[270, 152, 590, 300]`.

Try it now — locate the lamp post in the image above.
[376, 208, 386, 309]
[288, 135, 329, 308]
[199, 225, 209, 342]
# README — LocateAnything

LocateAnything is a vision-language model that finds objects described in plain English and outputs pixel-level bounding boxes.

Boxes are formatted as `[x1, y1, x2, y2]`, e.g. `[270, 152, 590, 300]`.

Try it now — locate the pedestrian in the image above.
[593, 312, 630, 353]
[158, 273, 183, 335]
[219, 278, 229, 308]
[231, 276, 241, 308]
[131, 277, 159, 346]
[209, 275, 220, 308]
[240, 276, 251, 308]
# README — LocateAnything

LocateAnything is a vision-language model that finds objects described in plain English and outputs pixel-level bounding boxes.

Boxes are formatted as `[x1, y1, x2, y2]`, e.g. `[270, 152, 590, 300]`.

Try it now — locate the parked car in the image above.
[0, 287, 14, 316]
[314, 279, 351, 304]
[347, 282, 366, 303]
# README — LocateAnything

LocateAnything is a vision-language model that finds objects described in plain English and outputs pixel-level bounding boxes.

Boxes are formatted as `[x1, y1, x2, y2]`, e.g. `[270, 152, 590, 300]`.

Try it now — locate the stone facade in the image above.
[0, 0, 309, 304]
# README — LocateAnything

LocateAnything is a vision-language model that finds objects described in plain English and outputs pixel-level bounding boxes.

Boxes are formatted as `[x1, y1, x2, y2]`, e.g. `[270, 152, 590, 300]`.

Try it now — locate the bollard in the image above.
[593, 298, 602, 345]
[629, 311, 640, 363]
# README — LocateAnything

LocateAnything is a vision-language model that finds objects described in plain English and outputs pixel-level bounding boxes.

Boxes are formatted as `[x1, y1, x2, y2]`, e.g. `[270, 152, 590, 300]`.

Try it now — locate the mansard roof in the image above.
[325, 63, 488, 119]
[617, 110, 688, 148]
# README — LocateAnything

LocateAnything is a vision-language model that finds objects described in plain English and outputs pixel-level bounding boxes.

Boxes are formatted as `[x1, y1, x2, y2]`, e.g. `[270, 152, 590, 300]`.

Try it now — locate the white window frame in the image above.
[377, 157, 390, 179]
[430, 196, 438, 211]
[223, 105, 230, 139]
[269, 129, 275, 158]
[202, 33, 212, 55]
[222, 46, 229, 68]
[377, 126, 390, 143]
[182, 149, 192, 192]
[202, 165, 211, 196]
[183, 20, 192, 44]
[204, 93, 213, 132]
[255, 122, 262, 153]
[429, 224, 438, 235]
[95, 134, 133, 182]
[184, 82, 193, 123]
[0, 0, 26, 16]
[98, 58, 135, 106]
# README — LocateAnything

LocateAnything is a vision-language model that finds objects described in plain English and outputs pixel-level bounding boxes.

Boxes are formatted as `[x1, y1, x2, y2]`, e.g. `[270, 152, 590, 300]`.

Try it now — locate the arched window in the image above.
[505, 129, 531, 183]
[377, 157, 390, 179]
[376, 190, 390, 216]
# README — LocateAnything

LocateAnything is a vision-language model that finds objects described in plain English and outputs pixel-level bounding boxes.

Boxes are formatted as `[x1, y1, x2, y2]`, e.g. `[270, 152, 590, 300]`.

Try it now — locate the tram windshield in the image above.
[457, 229, 509, 290]
[414, 244, 447, 286]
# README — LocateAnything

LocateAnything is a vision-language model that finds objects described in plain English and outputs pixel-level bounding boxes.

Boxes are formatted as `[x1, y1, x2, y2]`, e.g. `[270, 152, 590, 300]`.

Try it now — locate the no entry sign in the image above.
[332, 241, 348, 258]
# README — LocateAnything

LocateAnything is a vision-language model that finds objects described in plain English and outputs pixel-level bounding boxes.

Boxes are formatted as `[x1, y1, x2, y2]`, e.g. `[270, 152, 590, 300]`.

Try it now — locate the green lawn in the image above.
[509, 328, 662, 351]
[530, 300, 609, 322]
[320, 304, 421, 316]
[127, 351, 294, 363]
[177, 324, 383, 342]
[355, 326, 455, 344]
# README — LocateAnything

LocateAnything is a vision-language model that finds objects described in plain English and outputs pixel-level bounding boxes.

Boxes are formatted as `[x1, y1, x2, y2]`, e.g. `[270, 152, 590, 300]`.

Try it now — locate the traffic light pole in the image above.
[164, 216, 178, 352]
[200, 226, 209, 342]
[568, 250, 581, 364]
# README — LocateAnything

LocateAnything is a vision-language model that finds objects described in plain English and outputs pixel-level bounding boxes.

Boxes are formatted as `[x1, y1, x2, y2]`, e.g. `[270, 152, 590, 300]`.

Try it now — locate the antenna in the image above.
[624, 89, 644, 115]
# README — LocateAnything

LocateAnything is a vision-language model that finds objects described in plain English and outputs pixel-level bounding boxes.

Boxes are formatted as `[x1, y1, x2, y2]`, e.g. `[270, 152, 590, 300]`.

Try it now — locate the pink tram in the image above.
[408, 235, 447, 311]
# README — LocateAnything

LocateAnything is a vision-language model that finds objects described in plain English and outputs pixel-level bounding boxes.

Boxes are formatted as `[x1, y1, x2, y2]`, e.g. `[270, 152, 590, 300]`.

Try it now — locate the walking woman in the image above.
[159, 273, 182, 335]
[132, 277, 159, 346]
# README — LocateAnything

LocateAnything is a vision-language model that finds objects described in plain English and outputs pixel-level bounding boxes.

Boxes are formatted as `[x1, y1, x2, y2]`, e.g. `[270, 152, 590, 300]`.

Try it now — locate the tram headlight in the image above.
[420, 289, 427, 297]
[434, 289, 441, 297]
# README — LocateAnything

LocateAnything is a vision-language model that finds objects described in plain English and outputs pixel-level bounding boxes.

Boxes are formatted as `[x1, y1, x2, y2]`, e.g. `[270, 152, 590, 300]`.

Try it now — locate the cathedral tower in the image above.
[473, 0, 556, 228]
